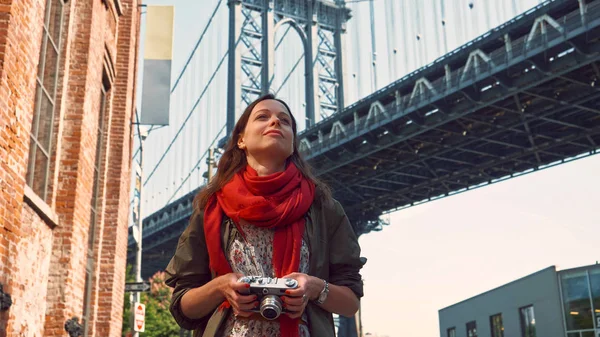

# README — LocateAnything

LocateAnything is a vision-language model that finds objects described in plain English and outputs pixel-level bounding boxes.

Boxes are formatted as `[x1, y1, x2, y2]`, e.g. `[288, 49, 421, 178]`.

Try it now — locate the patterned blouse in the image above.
[220, 218, 311, 337]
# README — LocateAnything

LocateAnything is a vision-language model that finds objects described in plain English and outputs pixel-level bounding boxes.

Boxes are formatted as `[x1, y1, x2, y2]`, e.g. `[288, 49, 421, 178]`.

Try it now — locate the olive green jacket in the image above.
[164, 196, 364, 337]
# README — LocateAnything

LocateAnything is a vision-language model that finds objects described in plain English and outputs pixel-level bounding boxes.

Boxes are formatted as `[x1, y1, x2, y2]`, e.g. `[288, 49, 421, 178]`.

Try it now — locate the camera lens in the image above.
[260, 295, 282, 320]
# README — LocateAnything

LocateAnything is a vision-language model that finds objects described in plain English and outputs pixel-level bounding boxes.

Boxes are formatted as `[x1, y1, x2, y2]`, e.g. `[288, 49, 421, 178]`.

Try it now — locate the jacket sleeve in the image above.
[327, 200, 364, 298]
[165, 210, 213, 330]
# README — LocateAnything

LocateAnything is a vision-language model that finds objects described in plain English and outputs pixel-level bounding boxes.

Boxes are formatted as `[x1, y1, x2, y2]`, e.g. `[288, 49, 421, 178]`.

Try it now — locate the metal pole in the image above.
[207, 148, 215, 182]
[333, 1, 346, 114]
[358, 300, 363, 337]
[226, 0, 239, 136]
[131, 131, 146, 337]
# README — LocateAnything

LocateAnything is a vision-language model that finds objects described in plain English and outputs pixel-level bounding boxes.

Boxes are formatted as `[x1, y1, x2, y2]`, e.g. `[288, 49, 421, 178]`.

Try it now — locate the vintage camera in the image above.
[237, 276, 299, 320]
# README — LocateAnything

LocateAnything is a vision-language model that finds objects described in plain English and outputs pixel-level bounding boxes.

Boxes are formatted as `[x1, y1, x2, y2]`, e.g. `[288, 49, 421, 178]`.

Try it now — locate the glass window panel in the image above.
[28, 0, 64, 201]
[562, 271, 594, 331]
[88, 208, 97, 248]
[520, 305, 537, 337]
[466, 321, 477, 337]
[31, 85, 43, 138]
[37, 88, 55, 152]
[490, 314, 504, 337]
[82, 269, 92, 336]
[31, 145, 49, 198]
[42, 40, 59, 97]
[582, 332, 595, 337]
[589, 268, 600, 319]
[94, 89, 106, 172]
[567, 333, 579, 337]
[37, 36, 47, 81]
[26, 136, 38, 187]
[84, 75, 110, 337]
[47, 0, 63, 47]
[447, 327, 456, 337]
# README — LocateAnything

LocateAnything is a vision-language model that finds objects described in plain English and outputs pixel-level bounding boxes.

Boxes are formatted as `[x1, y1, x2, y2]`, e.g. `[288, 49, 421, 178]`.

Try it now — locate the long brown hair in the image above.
[194, 93, 331, 213]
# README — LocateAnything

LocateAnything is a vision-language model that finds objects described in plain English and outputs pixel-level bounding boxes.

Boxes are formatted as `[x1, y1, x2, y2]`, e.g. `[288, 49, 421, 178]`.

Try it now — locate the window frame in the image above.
[27, 0, 67, 202]
[466, 320, 477, 337]
[82, 71, 111, 337]
[519, 304, 537, 337]
[490, 313, 504, 337]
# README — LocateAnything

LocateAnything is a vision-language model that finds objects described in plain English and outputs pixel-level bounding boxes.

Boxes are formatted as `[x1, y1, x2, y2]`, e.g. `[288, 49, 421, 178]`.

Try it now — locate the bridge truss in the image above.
[298, 0, 600, 234]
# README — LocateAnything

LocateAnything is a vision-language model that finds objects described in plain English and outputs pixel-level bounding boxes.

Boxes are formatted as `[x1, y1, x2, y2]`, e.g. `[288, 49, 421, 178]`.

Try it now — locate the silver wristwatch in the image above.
[315, 279, 329, 305]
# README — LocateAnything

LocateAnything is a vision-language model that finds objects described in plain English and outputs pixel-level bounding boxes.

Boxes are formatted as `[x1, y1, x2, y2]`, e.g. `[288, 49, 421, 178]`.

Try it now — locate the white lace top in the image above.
[220, 218, 311, 337]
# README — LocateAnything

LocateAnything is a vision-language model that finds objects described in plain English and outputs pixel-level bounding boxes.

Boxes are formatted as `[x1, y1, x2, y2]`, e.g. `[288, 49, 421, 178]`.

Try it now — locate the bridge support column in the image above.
[226, 0, 349, 132]
[226, 0, 243, 135]
[261, 0, 274, 95]
[305, 0, 318, 126]
[334, 1, 348, 114]
[578, 0, 587, 26]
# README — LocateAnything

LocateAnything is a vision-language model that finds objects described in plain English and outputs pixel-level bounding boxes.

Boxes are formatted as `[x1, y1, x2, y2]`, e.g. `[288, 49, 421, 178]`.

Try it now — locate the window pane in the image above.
[466, 321, 477, 337]
[28, 0, 64, 201]
[520, 306, 537, 337]
[447, 328, 456, 337]
[47, 0, 63, 47]
[582, 332, 595, 337]
[82, 269, 92, 336]
[490, 314, 504, 337]
[88, 208, 97, 247]
[589, 269, 600, 320]
[562, 271, 594, 330]
[37, 35, 47, 81]
[42, 40, 59, 97]
[26, 136, 38, 187]
[31, 85, 43, 137]
[37, 88, 55, 152]
[30, 144, 49, 199]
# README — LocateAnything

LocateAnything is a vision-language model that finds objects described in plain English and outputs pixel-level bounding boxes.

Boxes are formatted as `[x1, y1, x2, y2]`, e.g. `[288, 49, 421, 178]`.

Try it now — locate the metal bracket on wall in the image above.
[0, 284, 12, 311]
[64, 317, 83, 337]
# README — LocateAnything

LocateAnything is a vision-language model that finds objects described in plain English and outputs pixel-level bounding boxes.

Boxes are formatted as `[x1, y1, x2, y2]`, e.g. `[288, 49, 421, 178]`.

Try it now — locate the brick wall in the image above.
[0, 0, 140, 336]
[96, 1, 140, 335]
[0, 0, 51, 335]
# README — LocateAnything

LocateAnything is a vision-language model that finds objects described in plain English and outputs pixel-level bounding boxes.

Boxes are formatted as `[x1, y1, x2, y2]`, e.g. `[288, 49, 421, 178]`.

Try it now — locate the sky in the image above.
[136, 1, 599, 336]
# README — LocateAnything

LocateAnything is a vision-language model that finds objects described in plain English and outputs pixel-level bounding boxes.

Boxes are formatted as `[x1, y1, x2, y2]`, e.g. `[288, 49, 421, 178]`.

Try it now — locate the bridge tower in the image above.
[226, 0, 350, 134]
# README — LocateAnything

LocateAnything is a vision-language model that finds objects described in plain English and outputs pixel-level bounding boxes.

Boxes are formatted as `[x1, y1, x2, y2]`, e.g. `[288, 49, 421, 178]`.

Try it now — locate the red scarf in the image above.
[204, 162, 315, 336]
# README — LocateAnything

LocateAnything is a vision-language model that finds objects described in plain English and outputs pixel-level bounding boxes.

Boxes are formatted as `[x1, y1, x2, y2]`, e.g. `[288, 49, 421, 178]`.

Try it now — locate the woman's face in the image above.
[237, 99, 294, 162]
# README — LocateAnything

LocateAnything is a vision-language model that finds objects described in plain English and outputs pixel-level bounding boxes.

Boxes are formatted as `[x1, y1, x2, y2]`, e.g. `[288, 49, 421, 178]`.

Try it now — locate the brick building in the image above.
[0, 0, 140, 336]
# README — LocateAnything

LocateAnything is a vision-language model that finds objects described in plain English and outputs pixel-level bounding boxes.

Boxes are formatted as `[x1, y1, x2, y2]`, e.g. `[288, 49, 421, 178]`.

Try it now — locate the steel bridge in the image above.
[130, 0, 600, 282]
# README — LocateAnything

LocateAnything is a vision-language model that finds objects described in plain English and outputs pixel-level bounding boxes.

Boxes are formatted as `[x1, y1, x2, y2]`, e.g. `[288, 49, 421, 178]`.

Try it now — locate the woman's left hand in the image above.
[281, 272, 322, 319]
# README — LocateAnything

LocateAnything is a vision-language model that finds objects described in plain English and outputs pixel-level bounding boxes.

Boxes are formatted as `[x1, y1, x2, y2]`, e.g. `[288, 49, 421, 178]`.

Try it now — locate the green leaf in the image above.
[122, 266, 181, 337]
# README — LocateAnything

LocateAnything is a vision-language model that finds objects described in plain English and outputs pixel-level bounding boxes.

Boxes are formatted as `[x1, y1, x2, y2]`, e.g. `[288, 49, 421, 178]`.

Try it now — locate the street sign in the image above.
[134, 302, 145, 332]
[125, 282, 150, 293]
[131, 225, 140, 244]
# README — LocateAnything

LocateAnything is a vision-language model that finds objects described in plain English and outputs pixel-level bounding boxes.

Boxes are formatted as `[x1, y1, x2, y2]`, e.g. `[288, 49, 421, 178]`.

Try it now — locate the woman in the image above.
[165, 94, 364, 337]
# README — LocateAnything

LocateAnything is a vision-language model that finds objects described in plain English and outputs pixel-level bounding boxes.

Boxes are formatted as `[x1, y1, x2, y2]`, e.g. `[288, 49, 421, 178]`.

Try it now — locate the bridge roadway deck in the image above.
[130, 0, 600, 277]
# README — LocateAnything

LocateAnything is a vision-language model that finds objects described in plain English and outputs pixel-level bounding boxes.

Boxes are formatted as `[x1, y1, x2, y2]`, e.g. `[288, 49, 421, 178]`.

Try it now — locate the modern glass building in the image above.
[438, 264, 600, 337]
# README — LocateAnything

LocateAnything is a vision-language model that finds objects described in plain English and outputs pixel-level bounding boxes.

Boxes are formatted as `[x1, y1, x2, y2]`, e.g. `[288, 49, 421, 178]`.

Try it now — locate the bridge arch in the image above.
[272, 18, 312, 129]
[274, 18, 308, 49]
[226, 1, 350, 135]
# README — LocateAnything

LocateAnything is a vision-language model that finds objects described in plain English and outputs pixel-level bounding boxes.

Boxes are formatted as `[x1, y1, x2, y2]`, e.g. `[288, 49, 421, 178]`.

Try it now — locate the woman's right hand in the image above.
[218, 273, 258, 317]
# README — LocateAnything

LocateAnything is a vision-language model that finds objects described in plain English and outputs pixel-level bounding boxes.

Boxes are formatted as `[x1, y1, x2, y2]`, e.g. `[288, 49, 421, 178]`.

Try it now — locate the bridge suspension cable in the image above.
[170, 0, 223, 93]
[143, 49, 230, 186]
[165, 123, 226, 206]
[268, 25, 293, 87]
[275, 53, 304, 96]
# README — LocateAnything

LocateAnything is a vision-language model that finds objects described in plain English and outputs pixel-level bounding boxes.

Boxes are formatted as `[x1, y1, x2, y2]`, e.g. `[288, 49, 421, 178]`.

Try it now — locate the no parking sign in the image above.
[134, 302, 145, 332]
